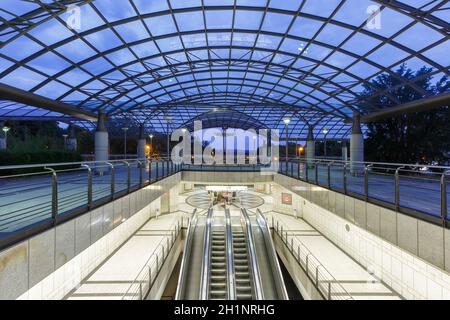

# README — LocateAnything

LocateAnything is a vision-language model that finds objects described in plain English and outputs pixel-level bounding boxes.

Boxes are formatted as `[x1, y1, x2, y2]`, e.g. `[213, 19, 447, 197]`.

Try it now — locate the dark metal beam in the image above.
[362, 92, 450, 122]
[0, 84, 97, 121]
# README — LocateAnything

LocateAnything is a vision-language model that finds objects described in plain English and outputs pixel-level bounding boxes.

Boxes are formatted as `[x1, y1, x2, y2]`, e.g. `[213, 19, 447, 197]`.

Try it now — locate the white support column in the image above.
[95, 111, 109, 165]
[350, 112, 364, 175]
[306, 126, 315, 168]
[67, 125, 77, 152]
[137, 124, 146, 160]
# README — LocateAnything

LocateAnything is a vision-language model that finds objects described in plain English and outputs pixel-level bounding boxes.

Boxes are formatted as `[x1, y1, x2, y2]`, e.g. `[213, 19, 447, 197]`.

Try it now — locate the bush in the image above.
[0, 151, 82, 176]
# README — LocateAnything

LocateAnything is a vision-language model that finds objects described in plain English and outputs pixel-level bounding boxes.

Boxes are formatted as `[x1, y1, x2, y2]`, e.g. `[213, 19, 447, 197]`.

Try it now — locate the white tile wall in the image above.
[299, 195, 450, 300]
[17, 198, 160, 300]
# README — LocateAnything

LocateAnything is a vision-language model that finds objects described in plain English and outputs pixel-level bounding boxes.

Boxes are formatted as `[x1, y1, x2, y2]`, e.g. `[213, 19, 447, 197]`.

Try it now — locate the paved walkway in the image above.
[269, 212, 401, 300]
[65, 213, 182, 300]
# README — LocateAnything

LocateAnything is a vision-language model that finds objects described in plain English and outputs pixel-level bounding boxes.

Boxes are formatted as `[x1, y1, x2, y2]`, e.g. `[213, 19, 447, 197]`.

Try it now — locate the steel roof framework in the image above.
[0, 0, 448, 139]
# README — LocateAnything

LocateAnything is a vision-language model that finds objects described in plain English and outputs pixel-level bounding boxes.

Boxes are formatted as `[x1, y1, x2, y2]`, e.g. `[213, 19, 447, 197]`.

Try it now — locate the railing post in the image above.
[394, 166, 404, 211]
[298, 159, 301, 179]
[364, 164, 374, 201]
[343, 163, 347, 195]
[109, 163, 115, 200]
[148, 265, 152, 287]
[441, 173, 447, 226]
[139, 283, 143, 300]
[149, 159, 152, 182]
[305, 160, 309, 181]
[315, 266, 319, 286]
[155, 161, 159, 181]
[127, 162, 131, 193]
[328, 282, 332, 300]
[138, 160, 144, 187]
[306, 254, 309, 275]
[315, 161, 318, 184]
[82, 165, 93, 210]
[45, 167, 58, 225]
[327, 162, 332, 189]
[290, 160, 294, 177]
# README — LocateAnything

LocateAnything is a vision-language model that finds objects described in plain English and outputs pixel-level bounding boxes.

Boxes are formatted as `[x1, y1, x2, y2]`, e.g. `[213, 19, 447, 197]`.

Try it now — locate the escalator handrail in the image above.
[255, 209, 289, 300]
[175, 208, 198, 300]
[241, 208, 264, 300]
[225, 208, 236, 300]
[199, 207, 214, 299]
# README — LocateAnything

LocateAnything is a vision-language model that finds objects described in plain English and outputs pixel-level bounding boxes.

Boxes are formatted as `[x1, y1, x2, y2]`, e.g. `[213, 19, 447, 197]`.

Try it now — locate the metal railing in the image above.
[199, 208, 214, 300]
[271, 214, 353, 300]
[279, 157, 450, 226]
[175, 209, 198, 300]
[0, 157, 182, 249]
[224, 207, 236, 300]
[121, 214, 185, 300]
[240, 208, 263, 300]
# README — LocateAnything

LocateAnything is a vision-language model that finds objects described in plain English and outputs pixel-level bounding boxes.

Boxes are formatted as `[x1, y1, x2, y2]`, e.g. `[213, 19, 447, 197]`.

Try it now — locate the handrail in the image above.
[272, 214, 353, 300]
[175, 208, 198, 300]
[199, 207, 214, 300]
[255, 209, 289, 300]
[240, 208, 263, 300]
[225, 207, 236, 300]
[283, 157, 450, 170]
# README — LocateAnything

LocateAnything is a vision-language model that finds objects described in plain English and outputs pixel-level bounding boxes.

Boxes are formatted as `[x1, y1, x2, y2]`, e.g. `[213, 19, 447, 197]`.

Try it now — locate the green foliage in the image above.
[0, 151, 81, 166]
[362, 65, 450, 164]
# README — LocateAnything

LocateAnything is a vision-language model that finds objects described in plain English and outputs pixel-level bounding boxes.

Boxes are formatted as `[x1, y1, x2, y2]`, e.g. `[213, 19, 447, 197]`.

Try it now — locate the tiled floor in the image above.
[65, 213, 182, 300]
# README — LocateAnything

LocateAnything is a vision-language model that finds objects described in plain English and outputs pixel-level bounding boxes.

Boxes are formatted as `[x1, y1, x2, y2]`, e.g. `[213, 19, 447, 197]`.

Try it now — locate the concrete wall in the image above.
[182, 170, 273, 184]
[274, 174, 450, 300]
[0, 173, 181, 300]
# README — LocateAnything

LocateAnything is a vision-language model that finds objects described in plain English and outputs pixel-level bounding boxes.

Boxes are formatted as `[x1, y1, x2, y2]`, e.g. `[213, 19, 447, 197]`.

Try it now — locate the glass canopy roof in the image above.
[0, 0, 448, 139]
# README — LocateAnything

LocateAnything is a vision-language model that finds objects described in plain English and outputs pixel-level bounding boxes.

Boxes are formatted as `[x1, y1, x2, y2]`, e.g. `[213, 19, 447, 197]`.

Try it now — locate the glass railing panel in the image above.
[92, 163, 112, 202]
[330, 163, 344, 191]
[57, 168, 89, 215]
[367, 169, 395, 205]
[0, 171, 53, 237]
[399, 171, 441, 218]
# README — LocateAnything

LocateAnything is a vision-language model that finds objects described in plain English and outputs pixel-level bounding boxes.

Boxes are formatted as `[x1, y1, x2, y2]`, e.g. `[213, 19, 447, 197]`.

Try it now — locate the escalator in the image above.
[241, 208, 288, 300]
[209, 229, 227, 299]
[175, 205, 287, 300]
[232, 228, 253, 299]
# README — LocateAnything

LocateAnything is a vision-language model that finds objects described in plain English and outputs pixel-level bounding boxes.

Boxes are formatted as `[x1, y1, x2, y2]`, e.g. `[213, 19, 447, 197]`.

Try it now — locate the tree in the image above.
[361, 64, 450, 164]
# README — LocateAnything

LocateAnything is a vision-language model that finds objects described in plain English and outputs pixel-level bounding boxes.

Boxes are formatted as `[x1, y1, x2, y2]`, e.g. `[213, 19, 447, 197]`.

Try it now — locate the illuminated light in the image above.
[146, 145, 150, 149]
[283, 117, 291, 125]
[206, 186, 248, 192]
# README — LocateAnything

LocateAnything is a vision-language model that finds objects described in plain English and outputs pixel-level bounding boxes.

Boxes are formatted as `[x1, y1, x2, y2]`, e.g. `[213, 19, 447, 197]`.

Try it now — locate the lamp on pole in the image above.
[122, 127, 129, 159]
[149, 134, 154, 159]
[283, 117, 291, 172]
[2, 126, 10, 150]
[322, 129, 329, 158]
[164, 116, 173, 161]
[62, 134, 68, 150]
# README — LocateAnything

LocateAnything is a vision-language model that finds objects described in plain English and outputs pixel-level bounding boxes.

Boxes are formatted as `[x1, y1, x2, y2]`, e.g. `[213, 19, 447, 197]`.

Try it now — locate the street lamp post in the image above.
[149, 134, 154, 160]
[283, 117, 291, 173]
[122, 127, 129, 159]
[62, 134, 68, 150]
[323, 129, 329, 158]
[2, 126, 10, 150]
[164, 116, 173, 162]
